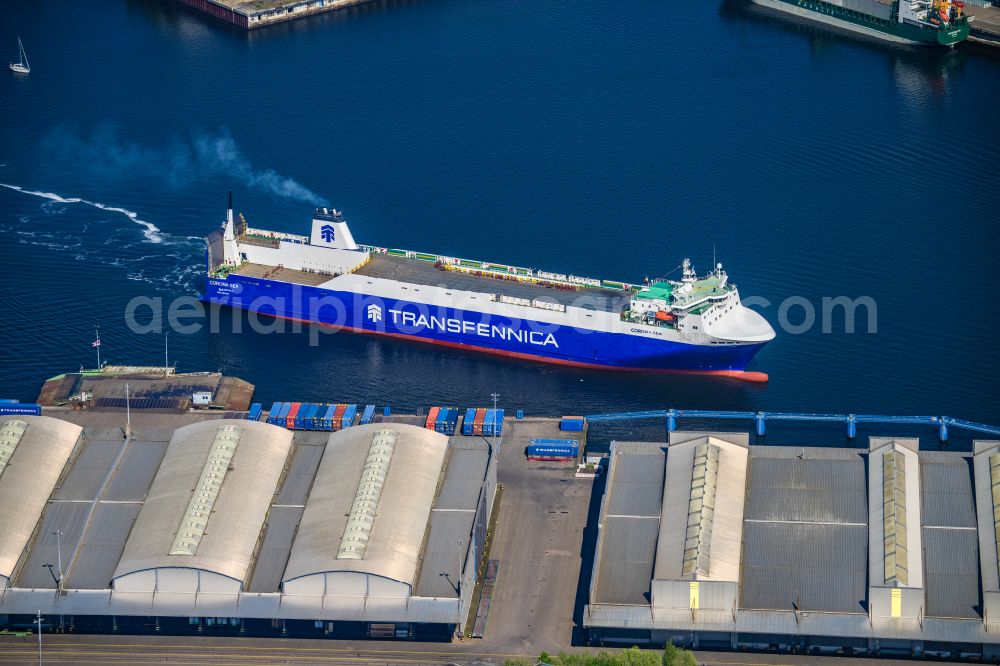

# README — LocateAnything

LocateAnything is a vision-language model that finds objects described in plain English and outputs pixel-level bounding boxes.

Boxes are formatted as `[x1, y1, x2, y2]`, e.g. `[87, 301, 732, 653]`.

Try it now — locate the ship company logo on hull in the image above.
[387, 309, 559, 348]
[366, 303, 383, 323]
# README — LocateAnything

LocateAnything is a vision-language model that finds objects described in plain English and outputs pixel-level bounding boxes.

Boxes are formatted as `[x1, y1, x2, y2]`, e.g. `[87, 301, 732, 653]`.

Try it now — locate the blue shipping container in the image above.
[293, 404, 306, 429]
[462, 408, 476, 436]
[310, 404, 325, 429]
[483, 409, 505, 437]
[319, 405, 332, 429]
[531, 438, 580, 447]
[267, 402, 284, 425]
[248, 403, 263, 421]
[445, 408, 459, 435]
[0, 403, 41, 416]
[434, 407, 449, 433]
[342, 404, 358, 428]
[278, 403, 292, 425]
[361, 404, 376, 425]
[560, 417, 585, 432]
[527, 444, 578, 458]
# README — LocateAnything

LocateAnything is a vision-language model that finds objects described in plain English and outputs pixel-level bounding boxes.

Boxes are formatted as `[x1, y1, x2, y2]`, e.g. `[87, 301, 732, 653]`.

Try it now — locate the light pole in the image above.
[490, 392, 500, 459]
[456, 539, 464, 597]
[36, 610, 42, 665]
[124, 383, 131, 440]
[94, 325, 101, 371]
[53, 531, 63, 592]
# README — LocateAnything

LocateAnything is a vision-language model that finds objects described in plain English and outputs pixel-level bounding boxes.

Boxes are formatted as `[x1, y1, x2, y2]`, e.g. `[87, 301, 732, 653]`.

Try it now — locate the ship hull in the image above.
[204, 275, 768, 377]
[750, 0, 969, 46]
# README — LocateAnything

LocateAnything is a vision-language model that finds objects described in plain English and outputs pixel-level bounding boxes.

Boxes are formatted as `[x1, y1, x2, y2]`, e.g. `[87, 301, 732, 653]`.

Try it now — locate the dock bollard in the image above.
[755, 412, 766, 437]
[847, 415, 857, 439]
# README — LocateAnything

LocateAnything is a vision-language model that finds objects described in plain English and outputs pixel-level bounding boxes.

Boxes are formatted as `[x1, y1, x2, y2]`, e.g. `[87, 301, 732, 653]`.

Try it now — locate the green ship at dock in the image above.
[752, 0, 971, 46]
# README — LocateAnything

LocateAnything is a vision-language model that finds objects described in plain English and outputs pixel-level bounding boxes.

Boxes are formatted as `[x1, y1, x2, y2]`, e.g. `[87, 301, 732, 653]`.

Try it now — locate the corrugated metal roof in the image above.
[112, 420, 294, 587]
[15, 501, 93, 588]
[923, 527, 980, 619]
[920, 457, 976, 528]
[102, 441, 169, 502]
[50, 439, 121, 502]
[605, 448, 664, 518]
[740, 521, 867, 613]
[745, 453, 867, 524]
[246, 505, 304, 593]
[413, 441, 490, 598]
[434, 447, 488, 511]
[64, 502, 142, 590]
[0, 416, 82, 581]
[593, 517, 660, 605]
[273, 443, 324, 506]
[283, 424, 449, 589]
[414, 510, 476, 598]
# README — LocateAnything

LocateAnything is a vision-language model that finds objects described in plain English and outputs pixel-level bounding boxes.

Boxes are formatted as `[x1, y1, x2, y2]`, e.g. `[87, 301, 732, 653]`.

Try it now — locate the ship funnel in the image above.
[227, 191, 234, 227]
[310, 206, 358, 251]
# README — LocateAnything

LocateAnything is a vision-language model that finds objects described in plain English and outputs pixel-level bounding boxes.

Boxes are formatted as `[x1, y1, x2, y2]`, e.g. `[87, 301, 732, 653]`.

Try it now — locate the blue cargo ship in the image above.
[204, 198, 775, 380]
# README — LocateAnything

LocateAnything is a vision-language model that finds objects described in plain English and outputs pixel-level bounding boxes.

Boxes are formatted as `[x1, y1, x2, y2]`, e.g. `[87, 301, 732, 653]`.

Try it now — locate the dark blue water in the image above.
[2, 0, 999, 421]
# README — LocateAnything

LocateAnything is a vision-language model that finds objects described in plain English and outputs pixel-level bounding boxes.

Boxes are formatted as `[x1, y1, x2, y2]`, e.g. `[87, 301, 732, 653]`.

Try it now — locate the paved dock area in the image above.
[357, 254, 630, 313]
[967, 4, 1000, 44]
[37, 369, 254, 411]
[474, 418, 593, 654]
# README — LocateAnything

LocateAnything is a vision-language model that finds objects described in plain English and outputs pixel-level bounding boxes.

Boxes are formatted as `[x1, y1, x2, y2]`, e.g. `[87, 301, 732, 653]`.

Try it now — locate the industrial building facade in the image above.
[585, 432, 1000, 659]
[0, 416, 496, 640]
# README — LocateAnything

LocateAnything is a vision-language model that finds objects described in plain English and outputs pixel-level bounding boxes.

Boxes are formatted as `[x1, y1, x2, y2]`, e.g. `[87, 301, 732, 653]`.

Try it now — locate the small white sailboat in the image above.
[9, 36, 29, 74]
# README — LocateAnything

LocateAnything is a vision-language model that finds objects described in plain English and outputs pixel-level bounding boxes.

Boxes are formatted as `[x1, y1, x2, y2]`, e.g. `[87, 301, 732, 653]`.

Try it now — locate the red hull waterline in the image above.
[240, 308, 770, 383]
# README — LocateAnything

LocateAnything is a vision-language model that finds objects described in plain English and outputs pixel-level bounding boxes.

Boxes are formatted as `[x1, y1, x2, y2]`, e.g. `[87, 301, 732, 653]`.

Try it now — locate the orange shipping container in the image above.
[425, 406, 441, 430]
[473, 408, 487, 436]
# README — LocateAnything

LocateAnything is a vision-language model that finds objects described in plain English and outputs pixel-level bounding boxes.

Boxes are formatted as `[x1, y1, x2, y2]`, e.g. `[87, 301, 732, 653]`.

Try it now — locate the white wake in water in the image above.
[0, 182, 164, 243]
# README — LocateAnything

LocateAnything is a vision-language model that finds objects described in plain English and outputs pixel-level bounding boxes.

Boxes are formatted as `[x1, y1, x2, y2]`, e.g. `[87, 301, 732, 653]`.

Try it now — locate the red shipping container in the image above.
[425, 406, 441, 430]
[332, 403, 347, 430]
[286, 402, 301, 430]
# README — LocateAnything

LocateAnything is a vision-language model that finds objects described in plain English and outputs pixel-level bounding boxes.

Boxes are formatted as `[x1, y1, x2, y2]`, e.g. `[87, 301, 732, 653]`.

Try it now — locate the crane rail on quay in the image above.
[582, 409, 1000, 441]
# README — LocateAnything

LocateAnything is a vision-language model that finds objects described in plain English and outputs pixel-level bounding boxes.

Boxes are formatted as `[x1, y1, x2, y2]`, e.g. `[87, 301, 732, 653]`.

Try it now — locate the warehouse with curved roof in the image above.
[283, 423, 448, 600]
[0, 413, 496, 641]
[0, 416, 82, 590]
[112, 419, 294, 594]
